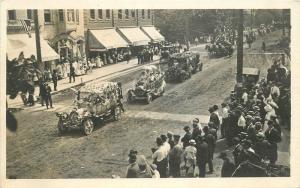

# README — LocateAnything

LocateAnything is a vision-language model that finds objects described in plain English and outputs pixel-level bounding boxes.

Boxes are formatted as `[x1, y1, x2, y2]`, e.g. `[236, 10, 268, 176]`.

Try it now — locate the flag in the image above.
[19, 19, 32, 38]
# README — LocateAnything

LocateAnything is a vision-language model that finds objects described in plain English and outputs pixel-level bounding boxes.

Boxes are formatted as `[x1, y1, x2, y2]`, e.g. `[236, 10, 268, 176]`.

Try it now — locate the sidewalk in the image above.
[7, 56, 160, 109]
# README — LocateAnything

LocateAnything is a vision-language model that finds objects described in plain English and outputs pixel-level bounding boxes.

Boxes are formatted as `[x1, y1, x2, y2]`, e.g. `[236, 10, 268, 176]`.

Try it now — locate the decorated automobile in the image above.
[56, 82, 122, 135]
[165, 51, 202, 82]
[127, 65, 166, 104]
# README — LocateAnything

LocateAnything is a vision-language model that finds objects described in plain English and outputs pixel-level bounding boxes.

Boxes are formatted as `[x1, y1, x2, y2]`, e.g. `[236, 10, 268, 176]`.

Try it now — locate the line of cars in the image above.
[56, 50, 203, 135]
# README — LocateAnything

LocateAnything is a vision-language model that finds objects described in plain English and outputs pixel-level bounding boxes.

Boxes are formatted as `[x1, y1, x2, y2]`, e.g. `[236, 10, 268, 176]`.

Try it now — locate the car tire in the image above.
[57, 118, 67, 135]
[127, 92, 134, 103]
[82, 118, 94, 135]
[146, 93, 152, 104]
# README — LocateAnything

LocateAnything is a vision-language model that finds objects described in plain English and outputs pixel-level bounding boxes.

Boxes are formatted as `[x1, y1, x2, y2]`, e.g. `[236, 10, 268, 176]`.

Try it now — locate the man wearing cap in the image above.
[152, 137, 168, 178]
[218, 152, 235, 177]
[182, 126, 192, 149]
[196, 136, 209, 177]
[209, 107, 220, 132]
[126, 150, 139, 178]
[221, 103, 229, 139]
[168, 135, 183, 177]
[192, 118, 202, 140]
[184, 139, 197, 177]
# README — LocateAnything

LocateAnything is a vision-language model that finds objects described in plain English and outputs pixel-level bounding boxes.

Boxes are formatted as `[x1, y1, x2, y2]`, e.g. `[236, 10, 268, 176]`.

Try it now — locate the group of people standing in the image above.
[137, 47, 156, 64]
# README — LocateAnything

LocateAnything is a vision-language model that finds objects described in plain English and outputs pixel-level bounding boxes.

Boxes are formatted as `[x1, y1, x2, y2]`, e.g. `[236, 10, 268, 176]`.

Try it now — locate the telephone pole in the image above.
[33, 10, 43, 74]
[236, 9, 244, 83]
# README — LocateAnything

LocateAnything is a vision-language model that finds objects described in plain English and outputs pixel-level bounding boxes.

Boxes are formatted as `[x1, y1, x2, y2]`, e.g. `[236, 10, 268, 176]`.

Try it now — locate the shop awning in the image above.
[118, 27, 151, 46]
[88, 29, 129, 51]
[7, 33, 59, 62]
[141, 26, 165, 42]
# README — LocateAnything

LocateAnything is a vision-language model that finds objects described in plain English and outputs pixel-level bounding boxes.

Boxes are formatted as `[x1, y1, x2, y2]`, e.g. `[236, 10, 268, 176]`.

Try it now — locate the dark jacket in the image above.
[209, 113, 220, 130]
[204, 133, 216, 160]
[181, 132, 192, 149]
[196, 141, 209, 164]
[221, 158, 235, 177]
[192, 127, 202, 140]
[126, 162, 139, 178]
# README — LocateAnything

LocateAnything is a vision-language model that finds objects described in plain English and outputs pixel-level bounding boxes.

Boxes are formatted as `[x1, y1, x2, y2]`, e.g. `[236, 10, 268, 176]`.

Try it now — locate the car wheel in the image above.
[83, 118, 94, 135]
[57, 118, 67, 135]
[113, 106, 122, 121]
[146, 93, 152, 104]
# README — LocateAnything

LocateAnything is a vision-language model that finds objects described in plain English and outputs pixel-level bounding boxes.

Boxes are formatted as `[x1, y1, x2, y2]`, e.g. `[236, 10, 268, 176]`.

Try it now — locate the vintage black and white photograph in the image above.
[4, 7, 293, 181]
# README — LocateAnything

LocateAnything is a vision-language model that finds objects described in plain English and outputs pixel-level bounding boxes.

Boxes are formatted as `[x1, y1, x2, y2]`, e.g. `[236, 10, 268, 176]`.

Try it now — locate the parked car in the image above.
[127, 65, 166, 104]
[165, 51, 202, 82]
[56, 82, 122, 135]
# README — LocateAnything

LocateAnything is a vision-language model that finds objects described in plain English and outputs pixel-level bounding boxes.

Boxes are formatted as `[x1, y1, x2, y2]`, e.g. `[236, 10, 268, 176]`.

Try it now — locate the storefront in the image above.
[140, 26, 165, 43]
[117, 27, 151, 55]
[7, 33, 59, 68]
[88, 28, 129, 65]
[51, 31, 85, 61]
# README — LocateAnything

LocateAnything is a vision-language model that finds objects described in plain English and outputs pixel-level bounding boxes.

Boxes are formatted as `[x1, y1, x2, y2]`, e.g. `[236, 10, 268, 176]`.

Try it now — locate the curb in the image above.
[51, 59, 160, 96]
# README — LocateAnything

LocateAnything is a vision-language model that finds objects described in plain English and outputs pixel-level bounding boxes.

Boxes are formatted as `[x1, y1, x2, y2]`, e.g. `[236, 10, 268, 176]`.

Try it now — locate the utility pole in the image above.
[33, 10, 43, 74]
[112, 9, 115, 27]
[282, 9, 285, 36]
[236, 9, 244, 83]
[184, 12, 190, 50]
[231, 10, 236, 45]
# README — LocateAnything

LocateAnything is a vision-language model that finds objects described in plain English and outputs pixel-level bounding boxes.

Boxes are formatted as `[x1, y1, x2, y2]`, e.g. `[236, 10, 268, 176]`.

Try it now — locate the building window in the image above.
[76, 10, 79, 23]
[27, 9, 33, 20]
[44, 9, 52, 23]
[8, 10, 16, 20]
[67, 9, 75, 22]
[58, 9, 64, 21]
[131, 10, 136, 18]
[98, 9, 103, 19]
[125, 9, 129, 19]
[118, 9, 122, 19]
[147, 9, 151, 19]
[142, 9, 145, 19]
[106, 9, 111, 19]
[90, 9, 95, 19]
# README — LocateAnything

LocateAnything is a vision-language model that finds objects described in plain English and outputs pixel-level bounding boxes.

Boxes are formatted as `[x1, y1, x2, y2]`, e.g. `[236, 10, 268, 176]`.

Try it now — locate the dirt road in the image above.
[6, 30, 289, 178]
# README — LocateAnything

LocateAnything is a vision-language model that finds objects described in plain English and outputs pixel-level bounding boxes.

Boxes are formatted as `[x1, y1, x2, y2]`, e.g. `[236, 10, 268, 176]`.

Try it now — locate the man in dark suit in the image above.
[196, 135, 209, 177]
[209, 106, 220, 131]
[69, 62, 75, 83]
[203, 125, 216, 174]
[265, 120, 281, 165]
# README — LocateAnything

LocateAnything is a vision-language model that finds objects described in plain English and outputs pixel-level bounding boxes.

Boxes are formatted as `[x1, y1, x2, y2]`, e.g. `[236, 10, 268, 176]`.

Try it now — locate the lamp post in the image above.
[236, 9, 244, 84]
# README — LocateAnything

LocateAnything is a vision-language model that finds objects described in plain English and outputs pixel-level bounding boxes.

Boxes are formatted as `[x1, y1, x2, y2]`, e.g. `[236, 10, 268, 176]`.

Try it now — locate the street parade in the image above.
[5, 9, 291, 179]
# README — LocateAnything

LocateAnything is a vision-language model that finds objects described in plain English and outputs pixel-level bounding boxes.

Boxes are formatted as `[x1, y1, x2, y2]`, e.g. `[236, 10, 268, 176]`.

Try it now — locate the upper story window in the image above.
[44, 9, 52, 23]
[131, 10, 136, 18]
[67, 9, 75, 22]
[8, 10, 16, 20]
[147, 9, 151, 19]
[76, 10, 79, 23]
[98, 9, 103, 19]
[142, 9, 145, 19]
[106, 9, 111, 19]
[27, 9, 33, 20]
[125, 9, 129, 19]
[58, 9, 64, 21]
[90, 9, 95, 19]
[118, 9, 122, 19]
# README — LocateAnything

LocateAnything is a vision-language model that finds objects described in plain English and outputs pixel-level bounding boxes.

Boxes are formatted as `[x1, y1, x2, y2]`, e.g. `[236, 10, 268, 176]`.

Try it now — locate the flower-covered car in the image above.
[127, 65, 166, 104]
[56, 82, 122, 135]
